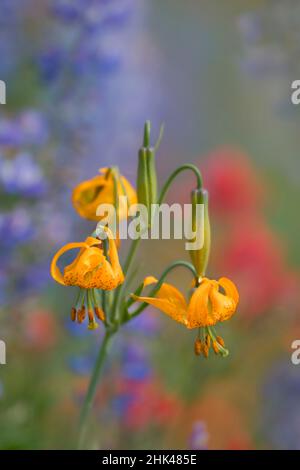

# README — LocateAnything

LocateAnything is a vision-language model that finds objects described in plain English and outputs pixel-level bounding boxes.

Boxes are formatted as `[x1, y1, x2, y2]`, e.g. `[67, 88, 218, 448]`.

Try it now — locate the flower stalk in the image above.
[49, 120, 239, 449]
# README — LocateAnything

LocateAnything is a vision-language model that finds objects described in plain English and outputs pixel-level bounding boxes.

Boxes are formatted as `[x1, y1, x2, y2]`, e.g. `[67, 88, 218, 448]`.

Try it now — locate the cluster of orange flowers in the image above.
[50, 123, 239, 356]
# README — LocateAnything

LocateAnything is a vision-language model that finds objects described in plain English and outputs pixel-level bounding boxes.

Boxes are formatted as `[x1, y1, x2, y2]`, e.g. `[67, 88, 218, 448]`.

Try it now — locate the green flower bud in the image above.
[190, 188, 211, 278]
[137, 121, 163, 220]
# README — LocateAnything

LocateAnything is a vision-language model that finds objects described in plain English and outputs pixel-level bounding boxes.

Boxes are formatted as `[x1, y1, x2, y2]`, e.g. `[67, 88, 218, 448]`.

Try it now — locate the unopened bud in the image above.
[190, 188, 210, 277]
[137, 121, 163, 222]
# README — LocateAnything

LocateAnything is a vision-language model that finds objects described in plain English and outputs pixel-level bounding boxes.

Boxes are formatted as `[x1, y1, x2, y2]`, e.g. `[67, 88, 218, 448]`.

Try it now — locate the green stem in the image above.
[78, 330, 113, 449]
[75, 288, 86, 309]
[127, 260, 197, 320]
[207, 326, 229, 357]
[158, 164, 203, 205]
[111, 237, 141, 323]
[123, 237, 141, 275]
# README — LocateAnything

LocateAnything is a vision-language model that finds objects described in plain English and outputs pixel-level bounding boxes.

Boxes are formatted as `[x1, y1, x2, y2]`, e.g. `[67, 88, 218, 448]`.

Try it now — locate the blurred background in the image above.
[0, 0, 300, 450]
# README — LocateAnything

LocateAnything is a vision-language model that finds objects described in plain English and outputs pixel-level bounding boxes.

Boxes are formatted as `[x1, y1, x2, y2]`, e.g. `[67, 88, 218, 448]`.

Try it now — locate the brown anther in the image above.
[71, 307, 77, 322]
[77, 306, 86, 323]
[95, 306, 105, 322]
[205, 334, 211, 348]
[212, 340, 220, 355]
[88, 308, 95, 323]
[216, 336, 225, 347]
[202, 344, 209, 358]
[194, 338, 202, 356]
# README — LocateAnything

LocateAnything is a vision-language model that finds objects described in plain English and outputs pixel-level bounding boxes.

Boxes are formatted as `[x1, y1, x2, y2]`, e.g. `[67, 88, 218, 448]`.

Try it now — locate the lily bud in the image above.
[137, 121, 162, 221]
[190, 188, 211, 278]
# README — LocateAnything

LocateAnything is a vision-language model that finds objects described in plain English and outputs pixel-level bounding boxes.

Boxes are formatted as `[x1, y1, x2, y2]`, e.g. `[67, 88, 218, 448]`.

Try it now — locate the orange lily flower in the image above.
[132, 276, 239, 356]
[72, 167, 137, 221]
[50, 229, 124, 290]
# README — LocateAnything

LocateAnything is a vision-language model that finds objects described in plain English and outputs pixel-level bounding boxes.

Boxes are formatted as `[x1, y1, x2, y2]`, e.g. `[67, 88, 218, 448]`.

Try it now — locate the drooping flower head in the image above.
[132, 275, 239, 357]
[51, 228, 124, 290]
[50, 227, 124, 329]
[72, 167, 137, 222]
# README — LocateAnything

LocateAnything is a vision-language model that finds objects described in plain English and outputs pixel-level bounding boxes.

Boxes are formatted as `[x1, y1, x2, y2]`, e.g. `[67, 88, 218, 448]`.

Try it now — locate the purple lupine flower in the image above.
[0, 111, 48, 148]
[240, 48, 288, 78]
[238, 1, 300, 99]
[16, 261, 52, 295]
[238, 13, 263, 45]
[34, 201, 72, 246]
[83, 1, 133, 32]
[0, 152, 47, 197]
[0, 208, 34, 247]
[0, 0, 27, 26]
[0, 267, 8, 307]
[121, 343, 152, 381]
[65, 318, 92, 338]
[16, 110, 49, 146]
[72, 36, 122, 75]
[124, 310, 160, 337]
[51, 0, 83, 23]
[0, 118, 23, 147]
[188, 421, 209, 450]
[68, 354, 97, 376]
[111, 394, 133, 417]
[261, 361, 300, 450]
[37, 47, 65, 83]
[52, 0, 133, 30]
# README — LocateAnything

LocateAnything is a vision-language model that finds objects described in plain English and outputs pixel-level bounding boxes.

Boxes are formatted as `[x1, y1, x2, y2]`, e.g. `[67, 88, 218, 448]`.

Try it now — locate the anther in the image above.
[202, 344, 209, 358]
[77, 306, 86, 323]
[212, 340, 220, 354]
[194, 338, 202, 356]
[205, 334, 211, 348]
[71, 307, 77, 322]
[95, 306, 105, 322]
[88, 308, 95, 323]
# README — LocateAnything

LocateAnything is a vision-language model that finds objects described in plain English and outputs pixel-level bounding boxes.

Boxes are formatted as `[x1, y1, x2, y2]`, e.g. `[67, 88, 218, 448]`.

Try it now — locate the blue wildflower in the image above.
[17, 110, 49, 146]
[0, 117, 23, 147]
[0, 152, 47, 197]
[261, 361, 300, 449]
[188, 421, 209, 450]
[0, 208, 34, 247]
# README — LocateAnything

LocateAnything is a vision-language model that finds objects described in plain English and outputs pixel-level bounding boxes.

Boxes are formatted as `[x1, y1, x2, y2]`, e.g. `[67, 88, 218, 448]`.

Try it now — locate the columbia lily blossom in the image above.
[48, 121, 241, 446]
[50, 228, 124, 330]
[72, 167, 137, 221]
[50, 231, 124, 290]
[132, 276, 239, 357]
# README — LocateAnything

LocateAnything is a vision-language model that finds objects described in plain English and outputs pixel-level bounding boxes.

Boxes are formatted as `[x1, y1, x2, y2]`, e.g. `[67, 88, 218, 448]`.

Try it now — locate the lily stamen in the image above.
[71, 307, 77, 322]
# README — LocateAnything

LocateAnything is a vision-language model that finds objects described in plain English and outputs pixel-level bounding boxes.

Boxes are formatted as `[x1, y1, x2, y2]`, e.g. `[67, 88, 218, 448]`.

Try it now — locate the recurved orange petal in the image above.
[218, 277, 239, 305]
[50, 242, 90, 286]
[209, 286, 236, 322]
[132, 278, 188, 326]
